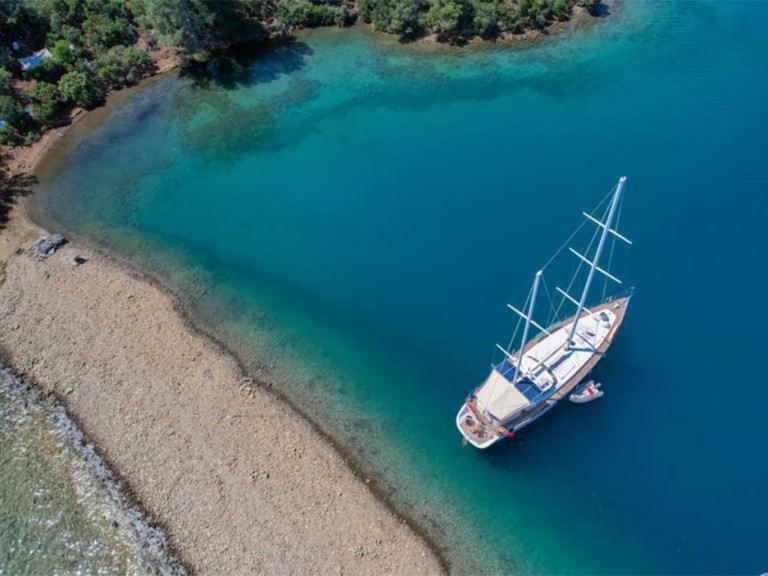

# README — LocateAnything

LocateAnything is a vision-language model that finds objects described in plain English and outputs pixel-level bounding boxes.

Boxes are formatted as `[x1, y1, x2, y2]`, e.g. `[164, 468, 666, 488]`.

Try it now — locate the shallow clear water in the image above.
[36, 1, 768, 573]
[0, 370, 180, 574]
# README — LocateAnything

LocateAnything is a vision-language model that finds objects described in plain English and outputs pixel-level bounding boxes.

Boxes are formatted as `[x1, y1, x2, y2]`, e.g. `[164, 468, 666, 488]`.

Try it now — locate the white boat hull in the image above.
[457, 296, 630, 449]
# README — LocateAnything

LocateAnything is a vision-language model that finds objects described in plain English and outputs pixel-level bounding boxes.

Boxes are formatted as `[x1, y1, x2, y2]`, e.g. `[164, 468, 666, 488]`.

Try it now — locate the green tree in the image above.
[22, 81, 65, 127]
[387, 0, 427, 36]
[0, 92, 23, 144]
[202, 0, 270, 45]
[425, 0, 467, 38]
[0, 1, 48, 50]
[51, 39, 77, 67]
[274, 0, 350, 28]
[472, 1, 504, 37]
[0, 68, 13, 95]
[58, 69, 101, 108]
[0, 48, 18, 74]
[358, 0, 429, 36]
[132, 0, 214, 57]
[518, 0, 532, 15]
[92, 46, 154, 88]
[43, 0, 87, 44]
[553, 0, 572, 18]
[82, 13, 136, 52]
[530, 0, 554, 25]
[0, 94, 20, 121]
[27, 57, 65, 84]
[275, 1, 314, 26]
[358, 0, 384, 23]
[500, 6, 524, 33]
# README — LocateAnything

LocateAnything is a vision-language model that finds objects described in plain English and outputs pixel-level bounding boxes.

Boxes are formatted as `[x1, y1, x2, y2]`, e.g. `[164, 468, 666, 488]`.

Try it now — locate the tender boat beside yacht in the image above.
[456, 176, 633, 449]
[568, 380, 603, 404]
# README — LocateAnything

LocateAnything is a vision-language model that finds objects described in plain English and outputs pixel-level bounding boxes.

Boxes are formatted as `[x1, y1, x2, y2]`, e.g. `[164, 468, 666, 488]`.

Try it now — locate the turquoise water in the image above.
[36, 1, 768, 573]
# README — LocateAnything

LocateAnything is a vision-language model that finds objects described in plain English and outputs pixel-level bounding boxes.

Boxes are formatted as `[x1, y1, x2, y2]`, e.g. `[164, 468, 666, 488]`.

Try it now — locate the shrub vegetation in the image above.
[1, 0, 595, 143]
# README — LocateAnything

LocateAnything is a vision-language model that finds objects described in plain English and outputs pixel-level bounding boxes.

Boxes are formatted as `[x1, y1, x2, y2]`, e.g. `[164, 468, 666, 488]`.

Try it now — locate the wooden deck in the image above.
[457, 407, 502, 445]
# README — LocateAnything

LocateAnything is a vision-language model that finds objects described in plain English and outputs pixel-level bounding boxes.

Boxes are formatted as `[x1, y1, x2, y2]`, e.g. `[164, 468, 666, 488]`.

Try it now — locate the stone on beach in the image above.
[31, 234, 67, 260]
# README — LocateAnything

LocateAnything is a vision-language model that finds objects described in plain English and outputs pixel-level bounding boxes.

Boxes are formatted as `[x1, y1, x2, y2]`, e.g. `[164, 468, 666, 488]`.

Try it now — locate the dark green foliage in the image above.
[138, 0, 275, 56]
[425, 0, 469, 38]
[0, 0, 579, 146]
[392, 1, 426, 35]
[41, 0, 86, 47]
[517, 0, 564, 27]
[0, 48, 19, 74]
[131, 0, 214, 56]
[276, 1, 352, 29]
[58, 69, 102, 108]
[553, 0, 572, 18]
[22, 81, 65, 127]
[81, 12, 137, 52]
[472, 1, 505, 38]
[386, 0, 428, 35]
[358, 0, 382, 22]
[358, 0, 571, 40]
[92, 46, 154, 89]
[359, 0, 428, 36]
[51, 39, 77, 67]
[1, 59, 20, 141]
[0, 68, 13, 95]
[0, 69, 37, 144]
[0, 94, 20, 120]
[27, 58, 65, 84]
[39, 0, 135, 51]
[0, 0, 159, 142]
[202, 1, 272, 44]
[0, 1, 48, 49]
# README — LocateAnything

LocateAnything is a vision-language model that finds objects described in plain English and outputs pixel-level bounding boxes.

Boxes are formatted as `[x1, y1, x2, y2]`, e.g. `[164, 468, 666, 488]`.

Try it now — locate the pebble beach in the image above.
[0, 203, 443, 574]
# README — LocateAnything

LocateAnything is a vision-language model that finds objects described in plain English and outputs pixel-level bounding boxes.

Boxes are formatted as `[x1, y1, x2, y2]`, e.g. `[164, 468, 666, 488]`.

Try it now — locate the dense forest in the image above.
[1, 0, 599, 144]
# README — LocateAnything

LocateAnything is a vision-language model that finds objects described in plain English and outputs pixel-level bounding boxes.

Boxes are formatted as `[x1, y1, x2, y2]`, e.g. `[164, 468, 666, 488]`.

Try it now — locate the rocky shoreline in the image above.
[0, 365, 187, 574]
[0, 207, 444, 574]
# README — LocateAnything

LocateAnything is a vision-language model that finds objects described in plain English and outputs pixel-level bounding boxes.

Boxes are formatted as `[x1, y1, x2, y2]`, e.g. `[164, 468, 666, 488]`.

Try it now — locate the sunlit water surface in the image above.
[35, 2, 768, 573]
[0, 370, 179, 574]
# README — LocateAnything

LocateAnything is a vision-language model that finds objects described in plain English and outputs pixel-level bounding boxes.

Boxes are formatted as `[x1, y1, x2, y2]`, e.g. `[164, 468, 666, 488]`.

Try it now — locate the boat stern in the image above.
[456, 402, 505, 449]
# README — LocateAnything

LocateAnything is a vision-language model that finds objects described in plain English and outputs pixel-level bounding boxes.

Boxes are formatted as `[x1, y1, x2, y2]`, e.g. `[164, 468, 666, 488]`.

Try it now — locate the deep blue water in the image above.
[38, 1, 768, 573]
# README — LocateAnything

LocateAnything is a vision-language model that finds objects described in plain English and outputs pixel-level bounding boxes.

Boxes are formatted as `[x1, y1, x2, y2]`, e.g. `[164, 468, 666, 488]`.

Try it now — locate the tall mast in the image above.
[566, 176, 627, 349]
[512, 270, 542, 383]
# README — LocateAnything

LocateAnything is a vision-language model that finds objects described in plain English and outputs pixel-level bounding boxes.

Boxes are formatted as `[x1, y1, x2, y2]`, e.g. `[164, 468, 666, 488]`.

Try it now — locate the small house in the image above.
[18, 48, 53, 71]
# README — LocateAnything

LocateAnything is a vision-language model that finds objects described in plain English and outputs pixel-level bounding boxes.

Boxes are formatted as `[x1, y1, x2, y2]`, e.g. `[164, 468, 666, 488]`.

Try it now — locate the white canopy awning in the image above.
[475, 369, 531, 422]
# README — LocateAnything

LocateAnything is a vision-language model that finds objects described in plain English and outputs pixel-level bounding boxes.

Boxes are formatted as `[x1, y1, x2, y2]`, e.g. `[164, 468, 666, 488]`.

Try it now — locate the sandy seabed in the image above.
[0, 202, 443, 575]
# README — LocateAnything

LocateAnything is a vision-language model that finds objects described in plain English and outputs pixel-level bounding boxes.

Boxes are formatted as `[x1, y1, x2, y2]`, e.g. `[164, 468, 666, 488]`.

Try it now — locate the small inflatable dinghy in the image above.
[569, 380, 603, 404]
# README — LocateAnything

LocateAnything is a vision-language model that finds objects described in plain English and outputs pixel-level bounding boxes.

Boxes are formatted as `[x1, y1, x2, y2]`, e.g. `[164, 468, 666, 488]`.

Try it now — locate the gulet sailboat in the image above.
[456, 176, 633, 449]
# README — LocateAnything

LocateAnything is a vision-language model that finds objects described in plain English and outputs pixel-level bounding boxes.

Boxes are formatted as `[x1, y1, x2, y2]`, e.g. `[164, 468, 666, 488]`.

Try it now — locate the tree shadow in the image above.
[445, 34, 471, 47]
[0, 168, 36, 231]
[589, 2, 611, 18]
[181, 38, 314, 90]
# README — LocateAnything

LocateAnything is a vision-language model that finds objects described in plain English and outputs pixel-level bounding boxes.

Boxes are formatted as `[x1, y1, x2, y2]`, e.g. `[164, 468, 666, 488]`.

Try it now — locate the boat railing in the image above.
[606, 287, 635, 303]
